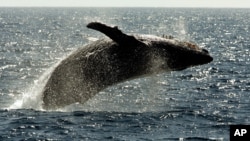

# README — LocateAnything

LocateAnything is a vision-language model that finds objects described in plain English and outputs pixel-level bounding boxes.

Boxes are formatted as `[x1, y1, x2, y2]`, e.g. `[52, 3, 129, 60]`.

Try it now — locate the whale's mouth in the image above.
[167, 43, 213, 71]
[204, 53, 213, 63]
[180, 41, 213, 65]
[139, 37, 214, 73]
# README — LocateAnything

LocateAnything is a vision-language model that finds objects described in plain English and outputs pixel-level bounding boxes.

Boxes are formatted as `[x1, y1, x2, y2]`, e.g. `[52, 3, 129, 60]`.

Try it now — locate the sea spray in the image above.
[8, 61, 62, 110]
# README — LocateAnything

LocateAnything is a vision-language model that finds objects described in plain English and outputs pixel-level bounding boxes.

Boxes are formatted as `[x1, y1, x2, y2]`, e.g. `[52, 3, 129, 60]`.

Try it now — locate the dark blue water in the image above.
[0, 8, 250, 140]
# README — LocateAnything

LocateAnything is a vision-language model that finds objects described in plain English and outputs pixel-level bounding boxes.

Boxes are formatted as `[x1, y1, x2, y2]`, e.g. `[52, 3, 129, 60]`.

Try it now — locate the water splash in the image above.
[8, 61, 61, 110]
[175, 16, 189, 40]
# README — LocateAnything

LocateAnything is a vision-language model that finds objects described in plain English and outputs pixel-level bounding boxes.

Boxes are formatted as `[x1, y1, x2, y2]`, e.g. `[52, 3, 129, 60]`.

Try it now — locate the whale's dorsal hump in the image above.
[87, 22, 144, 46]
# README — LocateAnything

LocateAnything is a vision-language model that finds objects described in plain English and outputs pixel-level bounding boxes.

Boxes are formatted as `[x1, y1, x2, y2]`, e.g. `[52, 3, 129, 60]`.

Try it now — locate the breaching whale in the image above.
[42, 22, 213, 109]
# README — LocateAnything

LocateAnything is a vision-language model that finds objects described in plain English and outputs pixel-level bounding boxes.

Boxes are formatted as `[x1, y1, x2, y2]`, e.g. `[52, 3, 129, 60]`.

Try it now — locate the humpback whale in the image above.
[42, 22, 213, 109]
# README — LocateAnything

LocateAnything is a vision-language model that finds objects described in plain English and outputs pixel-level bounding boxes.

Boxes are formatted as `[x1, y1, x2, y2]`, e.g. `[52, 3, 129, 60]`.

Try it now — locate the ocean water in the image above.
[0, 8, 249, 140]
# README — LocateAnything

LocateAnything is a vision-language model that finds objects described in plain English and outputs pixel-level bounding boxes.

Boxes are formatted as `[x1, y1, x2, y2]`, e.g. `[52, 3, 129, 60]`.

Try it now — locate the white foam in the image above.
[8, 61, 61, 110]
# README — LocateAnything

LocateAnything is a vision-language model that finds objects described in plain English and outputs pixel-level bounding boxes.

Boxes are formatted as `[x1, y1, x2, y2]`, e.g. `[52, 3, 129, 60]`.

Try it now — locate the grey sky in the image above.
[0, 0, 249, 8]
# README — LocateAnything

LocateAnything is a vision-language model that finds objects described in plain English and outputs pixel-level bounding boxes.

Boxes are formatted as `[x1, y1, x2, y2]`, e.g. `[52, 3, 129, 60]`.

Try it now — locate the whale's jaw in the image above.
[141, 37, 213, 72]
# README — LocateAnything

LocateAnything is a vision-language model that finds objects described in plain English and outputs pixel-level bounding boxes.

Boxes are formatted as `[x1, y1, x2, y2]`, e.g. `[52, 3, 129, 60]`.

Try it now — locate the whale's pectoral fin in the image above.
[87, 22, 144, 46]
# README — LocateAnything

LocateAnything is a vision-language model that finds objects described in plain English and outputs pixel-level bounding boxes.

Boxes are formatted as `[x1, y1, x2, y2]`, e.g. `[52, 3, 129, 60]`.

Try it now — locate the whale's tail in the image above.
[87, 22, 144, 46]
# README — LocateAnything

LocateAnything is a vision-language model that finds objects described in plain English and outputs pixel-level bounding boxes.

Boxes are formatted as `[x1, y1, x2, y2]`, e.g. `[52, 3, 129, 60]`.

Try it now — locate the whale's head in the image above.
[138, 35, 213, 72]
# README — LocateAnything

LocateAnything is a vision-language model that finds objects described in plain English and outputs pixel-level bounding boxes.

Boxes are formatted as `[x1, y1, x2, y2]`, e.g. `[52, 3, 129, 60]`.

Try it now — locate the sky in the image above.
[0, 0, 249, 8]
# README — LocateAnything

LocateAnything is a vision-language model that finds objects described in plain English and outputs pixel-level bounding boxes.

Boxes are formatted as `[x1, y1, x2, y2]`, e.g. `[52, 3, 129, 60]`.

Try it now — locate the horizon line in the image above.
[0, 6, 250, 8]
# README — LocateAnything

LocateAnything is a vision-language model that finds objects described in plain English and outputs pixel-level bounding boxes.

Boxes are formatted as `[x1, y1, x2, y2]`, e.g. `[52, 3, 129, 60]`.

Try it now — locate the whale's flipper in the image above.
[87, 22, 144, 46]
